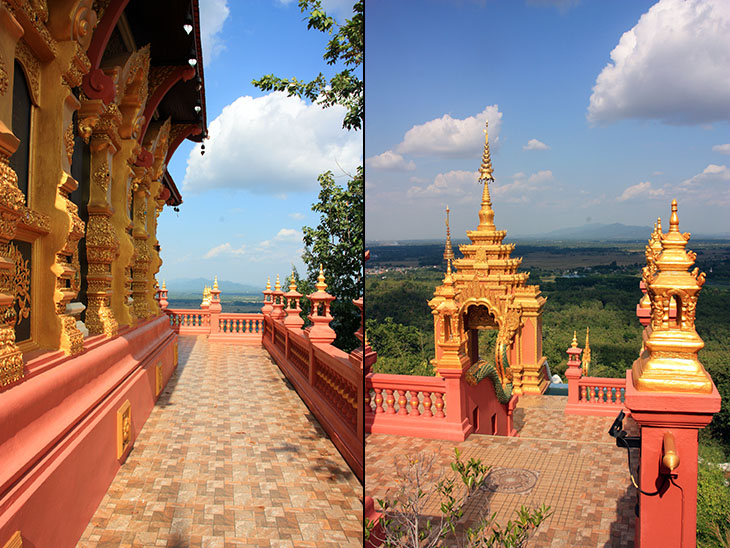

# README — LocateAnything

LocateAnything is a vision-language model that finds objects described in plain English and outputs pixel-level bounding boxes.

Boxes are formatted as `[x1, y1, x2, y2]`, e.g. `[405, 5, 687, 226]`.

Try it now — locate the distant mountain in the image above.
[518, 223, 653, 241]
[165, 277, 262, 295]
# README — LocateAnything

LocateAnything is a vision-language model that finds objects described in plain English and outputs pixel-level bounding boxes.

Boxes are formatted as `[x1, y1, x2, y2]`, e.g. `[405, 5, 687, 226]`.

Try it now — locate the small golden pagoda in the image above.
[429, 122, 548, 395]
[632, 200, 711, 393]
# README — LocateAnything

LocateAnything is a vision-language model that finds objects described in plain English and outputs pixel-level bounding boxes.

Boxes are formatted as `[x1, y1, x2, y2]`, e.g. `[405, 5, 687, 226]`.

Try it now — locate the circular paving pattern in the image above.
[481, 468, 539, 494]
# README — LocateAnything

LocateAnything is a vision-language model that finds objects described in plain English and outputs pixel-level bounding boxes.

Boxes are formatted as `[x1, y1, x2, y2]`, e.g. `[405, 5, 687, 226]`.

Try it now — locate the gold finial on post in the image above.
[571, 330, 578, 348]
[274, 274, 281, 291]
[582, 327, 591, 375]
[632, 199, 711, 393]
[266, 277, 271, 290]
[316, 264, 327, 292]
[443, 205, 455, 263]
[162, 280, 166, 290]
[213, 276, 219, 290]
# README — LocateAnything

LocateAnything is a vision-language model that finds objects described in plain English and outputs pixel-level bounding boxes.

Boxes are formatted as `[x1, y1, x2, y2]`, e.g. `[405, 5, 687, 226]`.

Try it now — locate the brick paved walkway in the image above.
[77, 336, 362, 548]
[366, 395, 637, 547]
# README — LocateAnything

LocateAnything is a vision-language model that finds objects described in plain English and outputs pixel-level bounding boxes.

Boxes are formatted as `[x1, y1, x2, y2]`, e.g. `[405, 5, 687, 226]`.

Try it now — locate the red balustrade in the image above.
[262, 314, 363, 481]
[166, 309, 211, 334]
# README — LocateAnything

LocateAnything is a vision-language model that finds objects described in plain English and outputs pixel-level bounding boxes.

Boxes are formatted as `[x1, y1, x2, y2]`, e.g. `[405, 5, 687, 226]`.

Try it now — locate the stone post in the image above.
[626, 201, 721, 548]
[158, 280, 168, 311]
[565, 332, 583, 406]
[270, 274, 286, 321]
[305, 266, 336, 345]
[283, 272, 304, 329]
[208, 276, 221, 335]
[261, 277, 273, 315]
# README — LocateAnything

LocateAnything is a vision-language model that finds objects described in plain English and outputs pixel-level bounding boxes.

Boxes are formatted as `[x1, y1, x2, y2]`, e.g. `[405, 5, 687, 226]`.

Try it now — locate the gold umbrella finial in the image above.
[477, 120, 496, 230]
[274, 274, 281, 291]
[571, 330, 578, 348]
[289, 269, 297, 292]
[443, 205, 455, 263]
[316, 264, 327, 292]
[669, 199, 679, 233]
[213, 275, 219, 290]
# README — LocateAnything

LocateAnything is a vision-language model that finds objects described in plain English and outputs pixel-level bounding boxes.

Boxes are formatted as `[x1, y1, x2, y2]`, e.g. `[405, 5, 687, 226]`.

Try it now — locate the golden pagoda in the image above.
[429, 122, 548, 395]
[632, 200, 712, 393]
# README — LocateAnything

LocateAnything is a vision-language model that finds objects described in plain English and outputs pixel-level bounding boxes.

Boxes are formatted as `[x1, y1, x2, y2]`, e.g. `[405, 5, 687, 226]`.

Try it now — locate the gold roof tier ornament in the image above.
[428, 122, 548, 394]
[632, 200, 711, 393]
[443, 205, 455, 263]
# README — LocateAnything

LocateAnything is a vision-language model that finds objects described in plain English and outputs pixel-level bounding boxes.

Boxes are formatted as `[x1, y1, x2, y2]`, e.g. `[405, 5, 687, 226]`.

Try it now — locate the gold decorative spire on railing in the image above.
[582, 327, 591, 375]
[477, 121, 496, 230]
[213, 275, 219, 290]
[289, 269, 297, 292]
[162, 280, 166, 290]
[443, 205, 455, 263]
[274, 274, 281, 291]
[316, 264, 327, 292]
[571, 330, 578, 348]
[632, 199, 711, 393]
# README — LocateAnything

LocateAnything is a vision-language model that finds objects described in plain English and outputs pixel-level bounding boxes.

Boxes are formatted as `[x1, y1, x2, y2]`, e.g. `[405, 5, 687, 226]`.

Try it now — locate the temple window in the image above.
[70, 108, 91, 321]
[10, 61, 32, 204]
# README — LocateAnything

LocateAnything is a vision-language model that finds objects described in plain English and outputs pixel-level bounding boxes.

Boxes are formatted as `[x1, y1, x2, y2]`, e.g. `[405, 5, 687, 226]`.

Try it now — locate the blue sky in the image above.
[365, 0, 730, 242]
[158, 0, 361, 290]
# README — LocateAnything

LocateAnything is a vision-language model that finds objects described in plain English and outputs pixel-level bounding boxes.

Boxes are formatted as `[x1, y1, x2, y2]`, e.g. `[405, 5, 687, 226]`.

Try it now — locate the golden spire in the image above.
[632, 199, 711, 393]
[571, 330, 578, 348]
[274, 274, 281, 291]
[316, 264, 327, 292]
[213, 276, 219, 290]
[443, 205, 455, 263]
[582, 327, 591, 375]
[162, 280, 166, 290]
[477, 121, 496, 230]
[266, 277, 271, 291]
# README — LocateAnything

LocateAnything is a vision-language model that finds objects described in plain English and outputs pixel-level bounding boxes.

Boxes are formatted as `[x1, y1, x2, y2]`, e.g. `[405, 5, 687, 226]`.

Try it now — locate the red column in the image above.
[565, 333, 583, 406]
[209, 276, 221, 335]
[270, 274, 286, 321]
[305, 266, 336, 345]
[625, 377, 720, 548]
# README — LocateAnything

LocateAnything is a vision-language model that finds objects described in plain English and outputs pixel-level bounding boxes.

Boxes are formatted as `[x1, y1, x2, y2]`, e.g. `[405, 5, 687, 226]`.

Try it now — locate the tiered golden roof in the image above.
[632, 200, 711, 393]
[452, 121, 544, 315]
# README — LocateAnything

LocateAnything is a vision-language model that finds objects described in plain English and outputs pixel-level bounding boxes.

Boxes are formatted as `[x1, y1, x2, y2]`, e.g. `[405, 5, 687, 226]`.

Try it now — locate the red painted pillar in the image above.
[625, 378, 720, 548]
[305, 266, 336, 345]
[283, 274, 304, 329]
[261, 277, 273, 315]
[158, 280, 168, 311]
[565, 333, 583, 406]
[209, 276, 221, 335]
[270, 274, 286, 321]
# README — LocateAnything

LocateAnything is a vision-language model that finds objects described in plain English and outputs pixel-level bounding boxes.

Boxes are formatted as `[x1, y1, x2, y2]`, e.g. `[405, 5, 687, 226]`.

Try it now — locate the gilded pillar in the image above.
[84, 99, 120, 336]
[0, 5, 26, 384]
[131, 176, 151, 320]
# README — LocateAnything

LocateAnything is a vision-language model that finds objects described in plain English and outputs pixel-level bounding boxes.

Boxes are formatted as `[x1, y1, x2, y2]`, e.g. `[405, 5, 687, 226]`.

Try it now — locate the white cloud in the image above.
[288, 212, 306, 220]
[274, 228, 303, 242]
[204, 242, 246, 259]
[617, 181, 665, 202]
[407, 170, 477, 199]
[587, 0, 730, 125]
[366, 150, 416, 171]
[677, 164, 730, 205]
[183, 92, 361, 194]
[493, 170, 555, 202]
[712, 143, 730, 155]
[395, 106, 502, 157]
[199, 0, 230, 66]
[523, 138, 550, 151]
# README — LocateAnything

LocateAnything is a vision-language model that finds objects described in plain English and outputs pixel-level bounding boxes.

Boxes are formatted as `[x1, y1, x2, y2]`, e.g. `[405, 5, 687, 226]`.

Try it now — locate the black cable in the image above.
[616, 435, 669, 496]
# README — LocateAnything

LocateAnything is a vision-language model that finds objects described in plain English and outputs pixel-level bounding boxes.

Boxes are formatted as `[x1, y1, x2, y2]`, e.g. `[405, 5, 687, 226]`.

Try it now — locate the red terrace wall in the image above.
[0, 315, 177, 547]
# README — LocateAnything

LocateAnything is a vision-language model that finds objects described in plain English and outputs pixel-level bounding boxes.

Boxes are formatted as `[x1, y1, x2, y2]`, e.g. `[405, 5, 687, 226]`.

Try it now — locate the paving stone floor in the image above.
[77, 336, 362, 548]
[366, 396, 638, 547]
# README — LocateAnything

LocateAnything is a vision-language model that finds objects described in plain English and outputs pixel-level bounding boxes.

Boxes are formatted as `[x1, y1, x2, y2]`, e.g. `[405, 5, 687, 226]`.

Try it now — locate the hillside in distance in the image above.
[165, 277, 262, 296]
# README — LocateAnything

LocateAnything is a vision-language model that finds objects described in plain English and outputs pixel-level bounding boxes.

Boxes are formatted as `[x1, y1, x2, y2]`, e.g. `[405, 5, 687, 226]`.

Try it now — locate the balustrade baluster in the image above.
[409, 391, 420, 416]
[434, 392, 445, 418]
[384, 389, 395, 414]
[396, 390, 408, 415]
[580, 385, 587, 402]
[422, 392, 433, 417]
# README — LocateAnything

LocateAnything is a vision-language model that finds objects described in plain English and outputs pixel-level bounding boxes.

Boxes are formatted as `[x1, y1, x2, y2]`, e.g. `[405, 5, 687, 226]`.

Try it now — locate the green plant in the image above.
[370, 448, 551, 548]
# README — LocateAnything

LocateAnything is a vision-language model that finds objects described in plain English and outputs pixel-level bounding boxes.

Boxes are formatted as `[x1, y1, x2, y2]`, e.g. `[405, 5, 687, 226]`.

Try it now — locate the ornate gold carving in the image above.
[148, 66, 177, 97]
[116, 399, 131, 459]
[15, 40, 40, 104]
[59, 314, 83, 356]
[0, 243, 31, 329]
[16, 205, 50, 234]
[2, 530, 22, 548]
[155, 362, 163, 396]
[64, 123, 74, 166]
[92, 0, 112, 21]
[0, 54, 8, 96]
[93, 162, 110, 193]
[632, 200, 712, 393]
[63, 42, 91, 88]
[71, 1, 97, 49]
